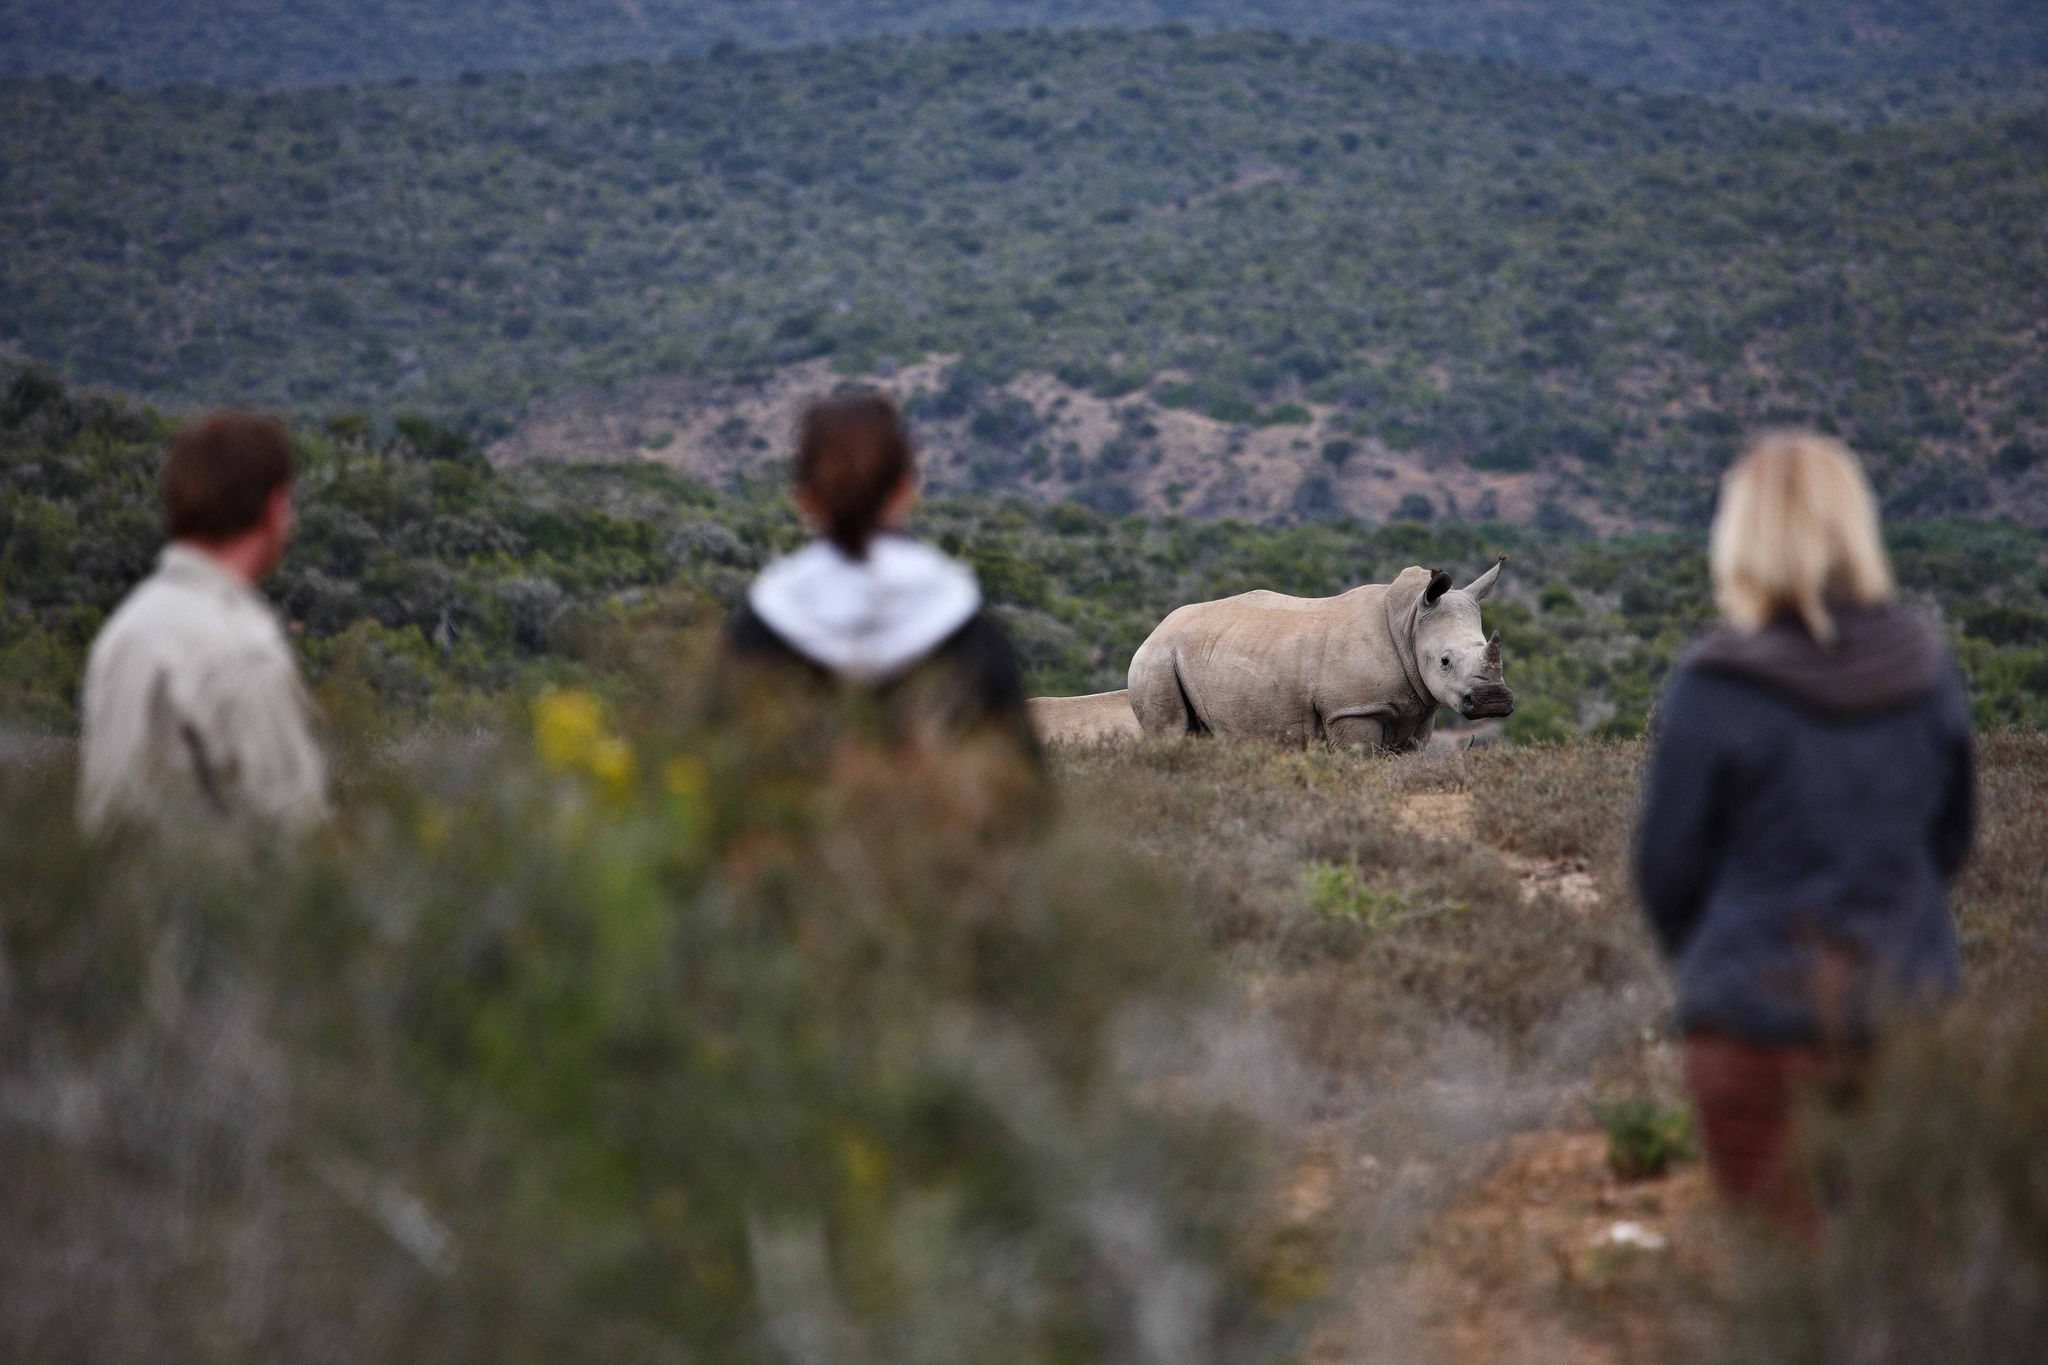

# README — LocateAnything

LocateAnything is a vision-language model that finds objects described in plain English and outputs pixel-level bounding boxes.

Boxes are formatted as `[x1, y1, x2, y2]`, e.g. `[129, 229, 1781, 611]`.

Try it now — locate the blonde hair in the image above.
[1709, 431, 1894, 645]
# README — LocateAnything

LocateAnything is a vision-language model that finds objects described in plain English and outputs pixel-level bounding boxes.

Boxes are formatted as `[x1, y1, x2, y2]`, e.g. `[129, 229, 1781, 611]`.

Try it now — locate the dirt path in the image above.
[1289, 791, 1719, 1363]
[1393, 1133, 1720, 1364]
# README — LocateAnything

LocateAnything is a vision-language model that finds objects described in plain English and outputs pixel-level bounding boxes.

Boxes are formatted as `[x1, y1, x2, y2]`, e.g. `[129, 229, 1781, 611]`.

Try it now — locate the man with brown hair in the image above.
[78, 412, 329, 836]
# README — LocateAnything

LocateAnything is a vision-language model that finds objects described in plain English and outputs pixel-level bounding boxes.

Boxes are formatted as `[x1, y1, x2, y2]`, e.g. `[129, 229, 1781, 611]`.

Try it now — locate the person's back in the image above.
[723, 393, 1038, 761]
[78, 413, 328, 838]
[1641, 607, 1971, 1044]
[1634, 432, 1973, 1233]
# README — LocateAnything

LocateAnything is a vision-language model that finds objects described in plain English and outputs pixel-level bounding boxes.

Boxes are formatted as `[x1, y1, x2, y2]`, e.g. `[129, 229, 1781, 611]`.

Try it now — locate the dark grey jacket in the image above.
[1634, 605, 1974, 1045]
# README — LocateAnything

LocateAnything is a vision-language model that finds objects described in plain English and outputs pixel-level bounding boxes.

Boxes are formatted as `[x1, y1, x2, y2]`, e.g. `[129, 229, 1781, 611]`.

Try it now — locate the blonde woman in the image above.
[1634, 432, 1974, 1233]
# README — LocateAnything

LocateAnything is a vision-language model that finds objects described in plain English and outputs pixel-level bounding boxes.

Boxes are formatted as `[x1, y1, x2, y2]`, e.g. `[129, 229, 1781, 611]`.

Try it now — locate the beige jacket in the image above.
[78, 545, 329, 837]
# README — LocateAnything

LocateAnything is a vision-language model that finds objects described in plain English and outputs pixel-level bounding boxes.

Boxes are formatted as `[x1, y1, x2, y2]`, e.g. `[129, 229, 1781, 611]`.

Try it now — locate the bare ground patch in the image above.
[1394, 1130, 1723, 1365]
[1397, 789, 1603, 911]
[489, 358, 1639, 531]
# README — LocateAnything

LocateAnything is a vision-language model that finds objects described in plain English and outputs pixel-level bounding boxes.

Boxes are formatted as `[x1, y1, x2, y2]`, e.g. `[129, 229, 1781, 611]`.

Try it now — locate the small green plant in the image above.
[1300, 860, 1465, 929]
[1596, 1096, 1699, 1179]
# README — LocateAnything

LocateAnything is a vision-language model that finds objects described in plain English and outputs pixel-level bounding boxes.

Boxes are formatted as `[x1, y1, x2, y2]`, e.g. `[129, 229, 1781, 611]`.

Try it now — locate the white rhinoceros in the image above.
[1124, 558, 1514, 751]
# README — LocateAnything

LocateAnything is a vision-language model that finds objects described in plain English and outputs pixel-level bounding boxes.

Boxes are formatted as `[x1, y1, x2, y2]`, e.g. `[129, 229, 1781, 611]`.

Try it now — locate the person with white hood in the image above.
[724, 392, 1037, 759]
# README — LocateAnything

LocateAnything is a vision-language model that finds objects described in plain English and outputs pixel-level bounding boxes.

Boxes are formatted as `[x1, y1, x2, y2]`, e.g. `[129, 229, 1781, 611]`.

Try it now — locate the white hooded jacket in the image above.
[746, 536, 982, 683]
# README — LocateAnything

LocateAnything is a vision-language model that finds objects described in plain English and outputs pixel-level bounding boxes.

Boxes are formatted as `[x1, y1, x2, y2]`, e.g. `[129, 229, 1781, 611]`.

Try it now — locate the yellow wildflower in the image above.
[588, 734, 638, 802]
[839, 1130, 888, 1191]
[533, 689, 605, 772]
[662, 755, 709, 800]
[416, 802, 451, 851]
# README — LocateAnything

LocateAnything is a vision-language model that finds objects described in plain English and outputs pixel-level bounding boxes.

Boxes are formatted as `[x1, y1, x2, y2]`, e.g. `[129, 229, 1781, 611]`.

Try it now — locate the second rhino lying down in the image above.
[1034, 560, 1513, 752]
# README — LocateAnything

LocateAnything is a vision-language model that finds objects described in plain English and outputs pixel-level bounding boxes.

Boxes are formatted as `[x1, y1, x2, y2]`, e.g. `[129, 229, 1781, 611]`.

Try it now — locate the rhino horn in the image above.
[1423, 569, 1454, 606]
[1464, 554, 1507, 602]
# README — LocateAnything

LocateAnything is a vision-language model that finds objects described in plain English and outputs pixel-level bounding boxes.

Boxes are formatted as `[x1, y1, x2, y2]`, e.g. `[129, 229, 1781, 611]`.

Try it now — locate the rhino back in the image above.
[1131, 585, 1404, 739]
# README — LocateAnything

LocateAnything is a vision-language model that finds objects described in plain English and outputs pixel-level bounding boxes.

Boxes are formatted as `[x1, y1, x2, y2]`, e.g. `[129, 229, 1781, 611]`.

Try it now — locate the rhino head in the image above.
[1413, 557, 1515, 721]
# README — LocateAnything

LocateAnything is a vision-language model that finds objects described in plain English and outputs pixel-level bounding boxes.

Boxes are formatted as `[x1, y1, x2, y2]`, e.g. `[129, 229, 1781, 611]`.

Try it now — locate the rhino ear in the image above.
[1423, 569, 1454, 607]
[1464, 554, 1507, 602]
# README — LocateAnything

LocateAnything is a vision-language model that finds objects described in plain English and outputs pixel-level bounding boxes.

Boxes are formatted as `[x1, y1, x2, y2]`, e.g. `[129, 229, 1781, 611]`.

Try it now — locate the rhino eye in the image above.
[1439, 654, 1451, 670]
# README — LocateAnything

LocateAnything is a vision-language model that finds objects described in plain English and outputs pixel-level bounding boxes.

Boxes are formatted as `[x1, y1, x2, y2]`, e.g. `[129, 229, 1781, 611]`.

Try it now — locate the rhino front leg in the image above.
[1325, 714, 1386, 753]
[1393, 710, 1438, 754]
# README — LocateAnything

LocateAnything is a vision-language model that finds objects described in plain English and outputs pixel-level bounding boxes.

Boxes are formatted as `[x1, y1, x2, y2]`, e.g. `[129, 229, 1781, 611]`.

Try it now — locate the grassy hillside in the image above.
[1, 0, 2044, 120]
[4, 31, 2045, 526]
[8, 366, 2048, 745]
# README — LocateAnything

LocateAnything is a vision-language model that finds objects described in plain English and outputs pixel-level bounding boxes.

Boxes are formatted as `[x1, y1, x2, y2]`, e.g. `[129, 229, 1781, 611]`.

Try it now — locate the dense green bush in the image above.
[2, 30, 2043, 525]
[8, 367, 2048, 742]
[4, 0, 2043, 121]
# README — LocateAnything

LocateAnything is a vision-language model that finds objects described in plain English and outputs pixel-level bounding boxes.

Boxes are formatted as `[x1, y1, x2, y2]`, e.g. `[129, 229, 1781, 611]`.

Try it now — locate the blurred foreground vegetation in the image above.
[9, 680, 2048, 1358]
[0, 665, 1322, 1362]
[6, 365, 2048, 744]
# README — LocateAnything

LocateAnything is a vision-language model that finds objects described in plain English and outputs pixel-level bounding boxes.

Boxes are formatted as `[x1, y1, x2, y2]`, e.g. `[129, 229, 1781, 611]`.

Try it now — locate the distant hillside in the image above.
[2, 0, 2045, 120]
[11, 363, 2048, 742]
[4, 30, 2045, 526]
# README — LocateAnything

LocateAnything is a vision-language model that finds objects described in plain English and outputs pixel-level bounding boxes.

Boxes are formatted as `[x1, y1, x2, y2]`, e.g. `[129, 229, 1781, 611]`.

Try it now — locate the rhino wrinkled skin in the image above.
[1123, 558, 1514, 752]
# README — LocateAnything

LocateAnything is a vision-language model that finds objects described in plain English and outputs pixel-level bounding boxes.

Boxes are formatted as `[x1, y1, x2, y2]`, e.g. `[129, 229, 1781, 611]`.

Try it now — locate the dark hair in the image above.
[795, 393, 914, 559]
[161, 412, 296, 541]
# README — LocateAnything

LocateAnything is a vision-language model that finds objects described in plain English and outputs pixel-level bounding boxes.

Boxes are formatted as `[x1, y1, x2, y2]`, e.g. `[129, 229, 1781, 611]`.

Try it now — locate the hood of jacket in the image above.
[1687, 603, 1944, 717]
[747, 535, 981, 683]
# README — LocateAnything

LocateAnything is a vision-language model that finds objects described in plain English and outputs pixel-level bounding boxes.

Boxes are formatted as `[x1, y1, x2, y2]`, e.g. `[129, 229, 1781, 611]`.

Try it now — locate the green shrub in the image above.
[1504, 694, 1576, 745]
[1594, 1096, 1698, 1179]
[1301, 859, 1466, 930]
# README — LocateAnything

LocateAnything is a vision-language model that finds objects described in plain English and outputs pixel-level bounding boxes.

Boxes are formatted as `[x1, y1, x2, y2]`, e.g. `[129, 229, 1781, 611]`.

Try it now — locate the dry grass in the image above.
[1952, 730, 2048, 984]
[1052, 738, 1674, 1359]
[1055, 730, 2048, 1363]
[1055, 738, 1662, 1069]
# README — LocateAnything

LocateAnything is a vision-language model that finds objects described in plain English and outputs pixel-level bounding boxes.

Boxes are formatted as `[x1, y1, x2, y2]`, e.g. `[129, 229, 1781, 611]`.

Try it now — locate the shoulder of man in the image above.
[95, 560, 298, 697]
